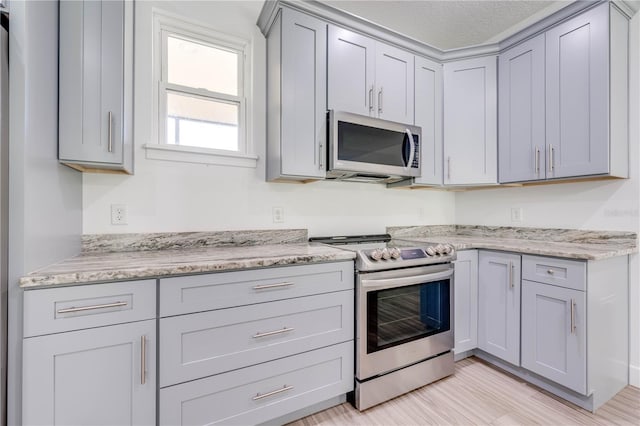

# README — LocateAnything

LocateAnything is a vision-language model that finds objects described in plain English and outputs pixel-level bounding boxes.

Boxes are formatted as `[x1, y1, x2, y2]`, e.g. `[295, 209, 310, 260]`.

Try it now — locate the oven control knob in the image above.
[369, 249, 383, 261]
[381, 248, 391, 260]
[435, 244, 445, 255]
[389, 247, 401, 259]
[425, 246, 436, 256]
[443, 244, 453, 254]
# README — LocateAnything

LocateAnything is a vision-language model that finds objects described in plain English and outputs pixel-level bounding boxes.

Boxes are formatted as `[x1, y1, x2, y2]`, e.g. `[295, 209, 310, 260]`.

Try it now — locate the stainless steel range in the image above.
[310, 234, 456, 411]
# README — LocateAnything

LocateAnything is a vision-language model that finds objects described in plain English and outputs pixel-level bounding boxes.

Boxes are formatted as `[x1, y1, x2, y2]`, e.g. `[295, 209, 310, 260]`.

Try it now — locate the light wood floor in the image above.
[289, 357, 640, 425]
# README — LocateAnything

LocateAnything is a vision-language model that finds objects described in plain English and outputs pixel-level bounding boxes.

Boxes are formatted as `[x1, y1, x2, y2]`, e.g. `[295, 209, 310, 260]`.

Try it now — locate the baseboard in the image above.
[630, 364, 640, 388]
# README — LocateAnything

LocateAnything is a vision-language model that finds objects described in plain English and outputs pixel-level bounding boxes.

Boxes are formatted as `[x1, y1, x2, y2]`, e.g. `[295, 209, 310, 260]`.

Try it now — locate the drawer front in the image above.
[23, 280, 157, 337]
[160, 261, 353, 317]
[159, 341, 354, 426]
[522, 255, 586, 291]
[160, 290, 354, 387]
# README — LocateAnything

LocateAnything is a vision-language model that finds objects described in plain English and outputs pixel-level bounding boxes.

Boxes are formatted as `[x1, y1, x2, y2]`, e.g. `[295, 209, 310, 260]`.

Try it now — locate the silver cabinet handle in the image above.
[447, 157, 451, 180]
[405, 129, 415, 169]
[108, 111, 113, 153]
[509, 261, 514, 288]
[535, 147, 540, 175]
[318, 142, 323, 169]
[549, 144, 554, 172]
[141, 335, 146, 385]
[252, 281, 294, 290]
[369, 86, 374, 112]
[547, 269, 554, 275]
[378, 88, 383, 114]
[570, 299, 576, 334]
[57, 301, 128, 314]
[253, 327, 295, 339]
[253, 385, 294, 401]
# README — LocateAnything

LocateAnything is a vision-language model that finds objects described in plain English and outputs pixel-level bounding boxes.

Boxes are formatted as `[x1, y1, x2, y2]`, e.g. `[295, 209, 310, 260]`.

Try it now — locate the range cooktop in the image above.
[309, 234, 455, 272]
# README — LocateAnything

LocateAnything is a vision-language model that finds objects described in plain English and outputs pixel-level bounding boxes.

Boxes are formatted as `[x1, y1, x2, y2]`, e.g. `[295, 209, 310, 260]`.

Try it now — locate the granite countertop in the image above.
[19, 231, 356, 288]
[20, 226, 637, 288]
[389, 225, 638, 261]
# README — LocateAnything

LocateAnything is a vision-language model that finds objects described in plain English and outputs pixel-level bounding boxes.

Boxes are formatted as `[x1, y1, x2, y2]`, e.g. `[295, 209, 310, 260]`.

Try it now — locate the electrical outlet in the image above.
[510, 207, 523, 223]
[111, 204, 128, 225]
[272, 207, 284, 223]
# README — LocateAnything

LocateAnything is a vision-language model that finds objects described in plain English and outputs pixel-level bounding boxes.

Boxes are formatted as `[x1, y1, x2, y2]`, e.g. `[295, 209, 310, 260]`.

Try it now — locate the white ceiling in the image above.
[320, 0, 570, 50]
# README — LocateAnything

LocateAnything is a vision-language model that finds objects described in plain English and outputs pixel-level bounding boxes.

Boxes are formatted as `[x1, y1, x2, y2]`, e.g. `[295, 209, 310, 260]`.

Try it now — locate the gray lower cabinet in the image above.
[454, 250, 478, 354]
[521, 280, 586, 393]
[159, 261, 355, 425]
[23, 320, 156, 426]
[477, 251, 521, 366]
[58, 0, 134, 173]
[22, 280, 157, 425]
[160, 341, 353, 426]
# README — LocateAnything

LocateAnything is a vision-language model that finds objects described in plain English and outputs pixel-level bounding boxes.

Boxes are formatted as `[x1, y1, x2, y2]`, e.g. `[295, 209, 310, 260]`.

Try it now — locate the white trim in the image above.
[631, 364, 640, 388]
[143, 144, 258, 168]
[150, 9, 254, 166]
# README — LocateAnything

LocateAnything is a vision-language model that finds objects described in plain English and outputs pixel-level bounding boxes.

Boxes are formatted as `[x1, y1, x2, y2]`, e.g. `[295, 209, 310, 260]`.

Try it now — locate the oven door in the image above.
[356, 263, 454, 380]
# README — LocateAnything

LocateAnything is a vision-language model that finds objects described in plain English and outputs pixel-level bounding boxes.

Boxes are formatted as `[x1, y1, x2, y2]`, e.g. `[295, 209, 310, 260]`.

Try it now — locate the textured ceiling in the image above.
[321, 0, 567, 50]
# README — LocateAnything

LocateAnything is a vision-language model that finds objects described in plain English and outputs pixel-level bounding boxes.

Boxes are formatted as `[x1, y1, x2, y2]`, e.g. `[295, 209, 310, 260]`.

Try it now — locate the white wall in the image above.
[82, 1, 455, 237]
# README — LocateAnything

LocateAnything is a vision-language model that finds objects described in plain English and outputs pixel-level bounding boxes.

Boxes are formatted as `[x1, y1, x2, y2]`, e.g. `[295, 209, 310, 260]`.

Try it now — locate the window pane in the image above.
[166, 117, 176, 145]
[167, 36, 238, 96]
[167, 92, 239, 151]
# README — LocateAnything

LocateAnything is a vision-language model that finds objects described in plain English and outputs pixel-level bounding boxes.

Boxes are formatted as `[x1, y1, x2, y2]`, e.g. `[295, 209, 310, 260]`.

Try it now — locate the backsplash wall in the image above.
[81, 1, 456, 237]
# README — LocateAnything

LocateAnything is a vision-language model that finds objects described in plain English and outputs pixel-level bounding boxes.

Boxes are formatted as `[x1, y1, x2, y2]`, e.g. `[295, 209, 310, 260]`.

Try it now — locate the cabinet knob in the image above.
[547, 269, 554, 275]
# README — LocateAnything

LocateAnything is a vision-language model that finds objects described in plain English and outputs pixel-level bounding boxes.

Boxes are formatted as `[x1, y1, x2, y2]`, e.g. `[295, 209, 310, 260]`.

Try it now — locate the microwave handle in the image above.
[405, 129, 416, 169]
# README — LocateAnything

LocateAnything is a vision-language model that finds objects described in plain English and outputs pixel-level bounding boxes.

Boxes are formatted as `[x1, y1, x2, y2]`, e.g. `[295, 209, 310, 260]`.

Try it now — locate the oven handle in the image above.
[360, 269, 453, 292]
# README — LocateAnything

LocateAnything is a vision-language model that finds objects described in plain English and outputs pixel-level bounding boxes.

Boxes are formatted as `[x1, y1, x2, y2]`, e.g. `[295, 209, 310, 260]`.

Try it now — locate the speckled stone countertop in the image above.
[19, 230, 355, 288]
[388, 225, 637, 260]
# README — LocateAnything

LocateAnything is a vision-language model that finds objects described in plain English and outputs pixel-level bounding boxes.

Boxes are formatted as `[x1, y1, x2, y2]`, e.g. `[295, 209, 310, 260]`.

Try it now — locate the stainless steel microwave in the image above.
[327, 110, 421, 183]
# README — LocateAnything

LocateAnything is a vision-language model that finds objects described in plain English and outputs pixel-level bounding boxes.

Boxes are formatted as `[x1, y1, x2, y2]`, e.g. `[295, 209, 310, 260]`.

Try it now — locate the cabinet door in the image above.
[375, 42, 414, 123]
[443, 56, 497, 185]
[327, 25, 376, 116]
[414, 56, 443, 185]
[546, 3, 609, 178]
[59, 0, 133, 173]
[478, 251, 520, 366]
[454, 250, 478, 354]
[280, 8, 327, 178]
[521, 280, 586, 394]
[498, 34, 546, 183]
[59, 0, 125, 166]
[23, 320, 156, 426]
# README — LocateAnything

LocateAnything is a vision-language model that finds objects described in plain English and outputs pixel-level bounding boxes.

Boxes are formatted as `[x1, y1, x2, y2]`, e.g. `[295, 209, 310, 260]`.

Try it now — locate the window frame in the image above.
[146, 11, 257, 167]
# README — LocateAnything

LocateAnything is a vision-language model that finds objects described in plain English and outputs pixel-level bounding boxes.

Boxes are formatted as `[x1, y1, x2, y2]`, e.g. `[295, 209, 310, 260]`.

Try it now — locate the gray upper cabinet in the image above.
[500, 2, 629, 182]
[328, 26, 414, 124]
[443, 56, 497, 185]
[410, 56, 443, 186]
[58, 0, 134, 174]
[546, 2, 610, 179]
[478, 251, 521, 366]
[498, 35, 546, 183]
[266, 7, 327, 182]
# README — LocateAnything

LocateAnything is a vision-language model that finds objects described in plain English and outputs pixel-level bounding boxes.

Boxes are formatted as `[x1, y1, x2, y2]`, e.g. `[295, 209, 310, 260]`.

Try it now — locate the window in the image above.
[146, 12, 257, 167]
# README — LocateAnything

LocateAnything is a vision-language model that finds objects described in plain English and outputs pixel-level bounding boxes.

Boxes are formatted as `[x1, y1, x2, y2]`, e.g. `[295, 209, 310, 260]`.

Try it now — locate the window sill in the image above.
[143, 144, 258, 168]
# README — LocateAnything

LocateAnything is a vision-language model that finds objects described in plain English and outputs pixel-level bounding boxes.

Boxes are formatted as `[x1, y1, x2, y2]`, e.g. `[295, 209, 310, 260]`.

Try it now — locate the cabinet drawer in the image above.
[23, 280, 156, 337]
[522, 255, 586, 291]
[160, 261, 353, 317]
[160, 290, 354, 387]
[159, 341, 353, 426]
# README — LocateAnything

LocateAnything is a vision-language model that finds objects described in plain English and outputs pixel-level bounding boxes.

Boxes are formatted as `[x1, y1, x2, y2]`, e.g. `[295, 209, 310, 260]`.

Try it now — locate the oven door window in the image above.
[367, 279, 450, 354]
